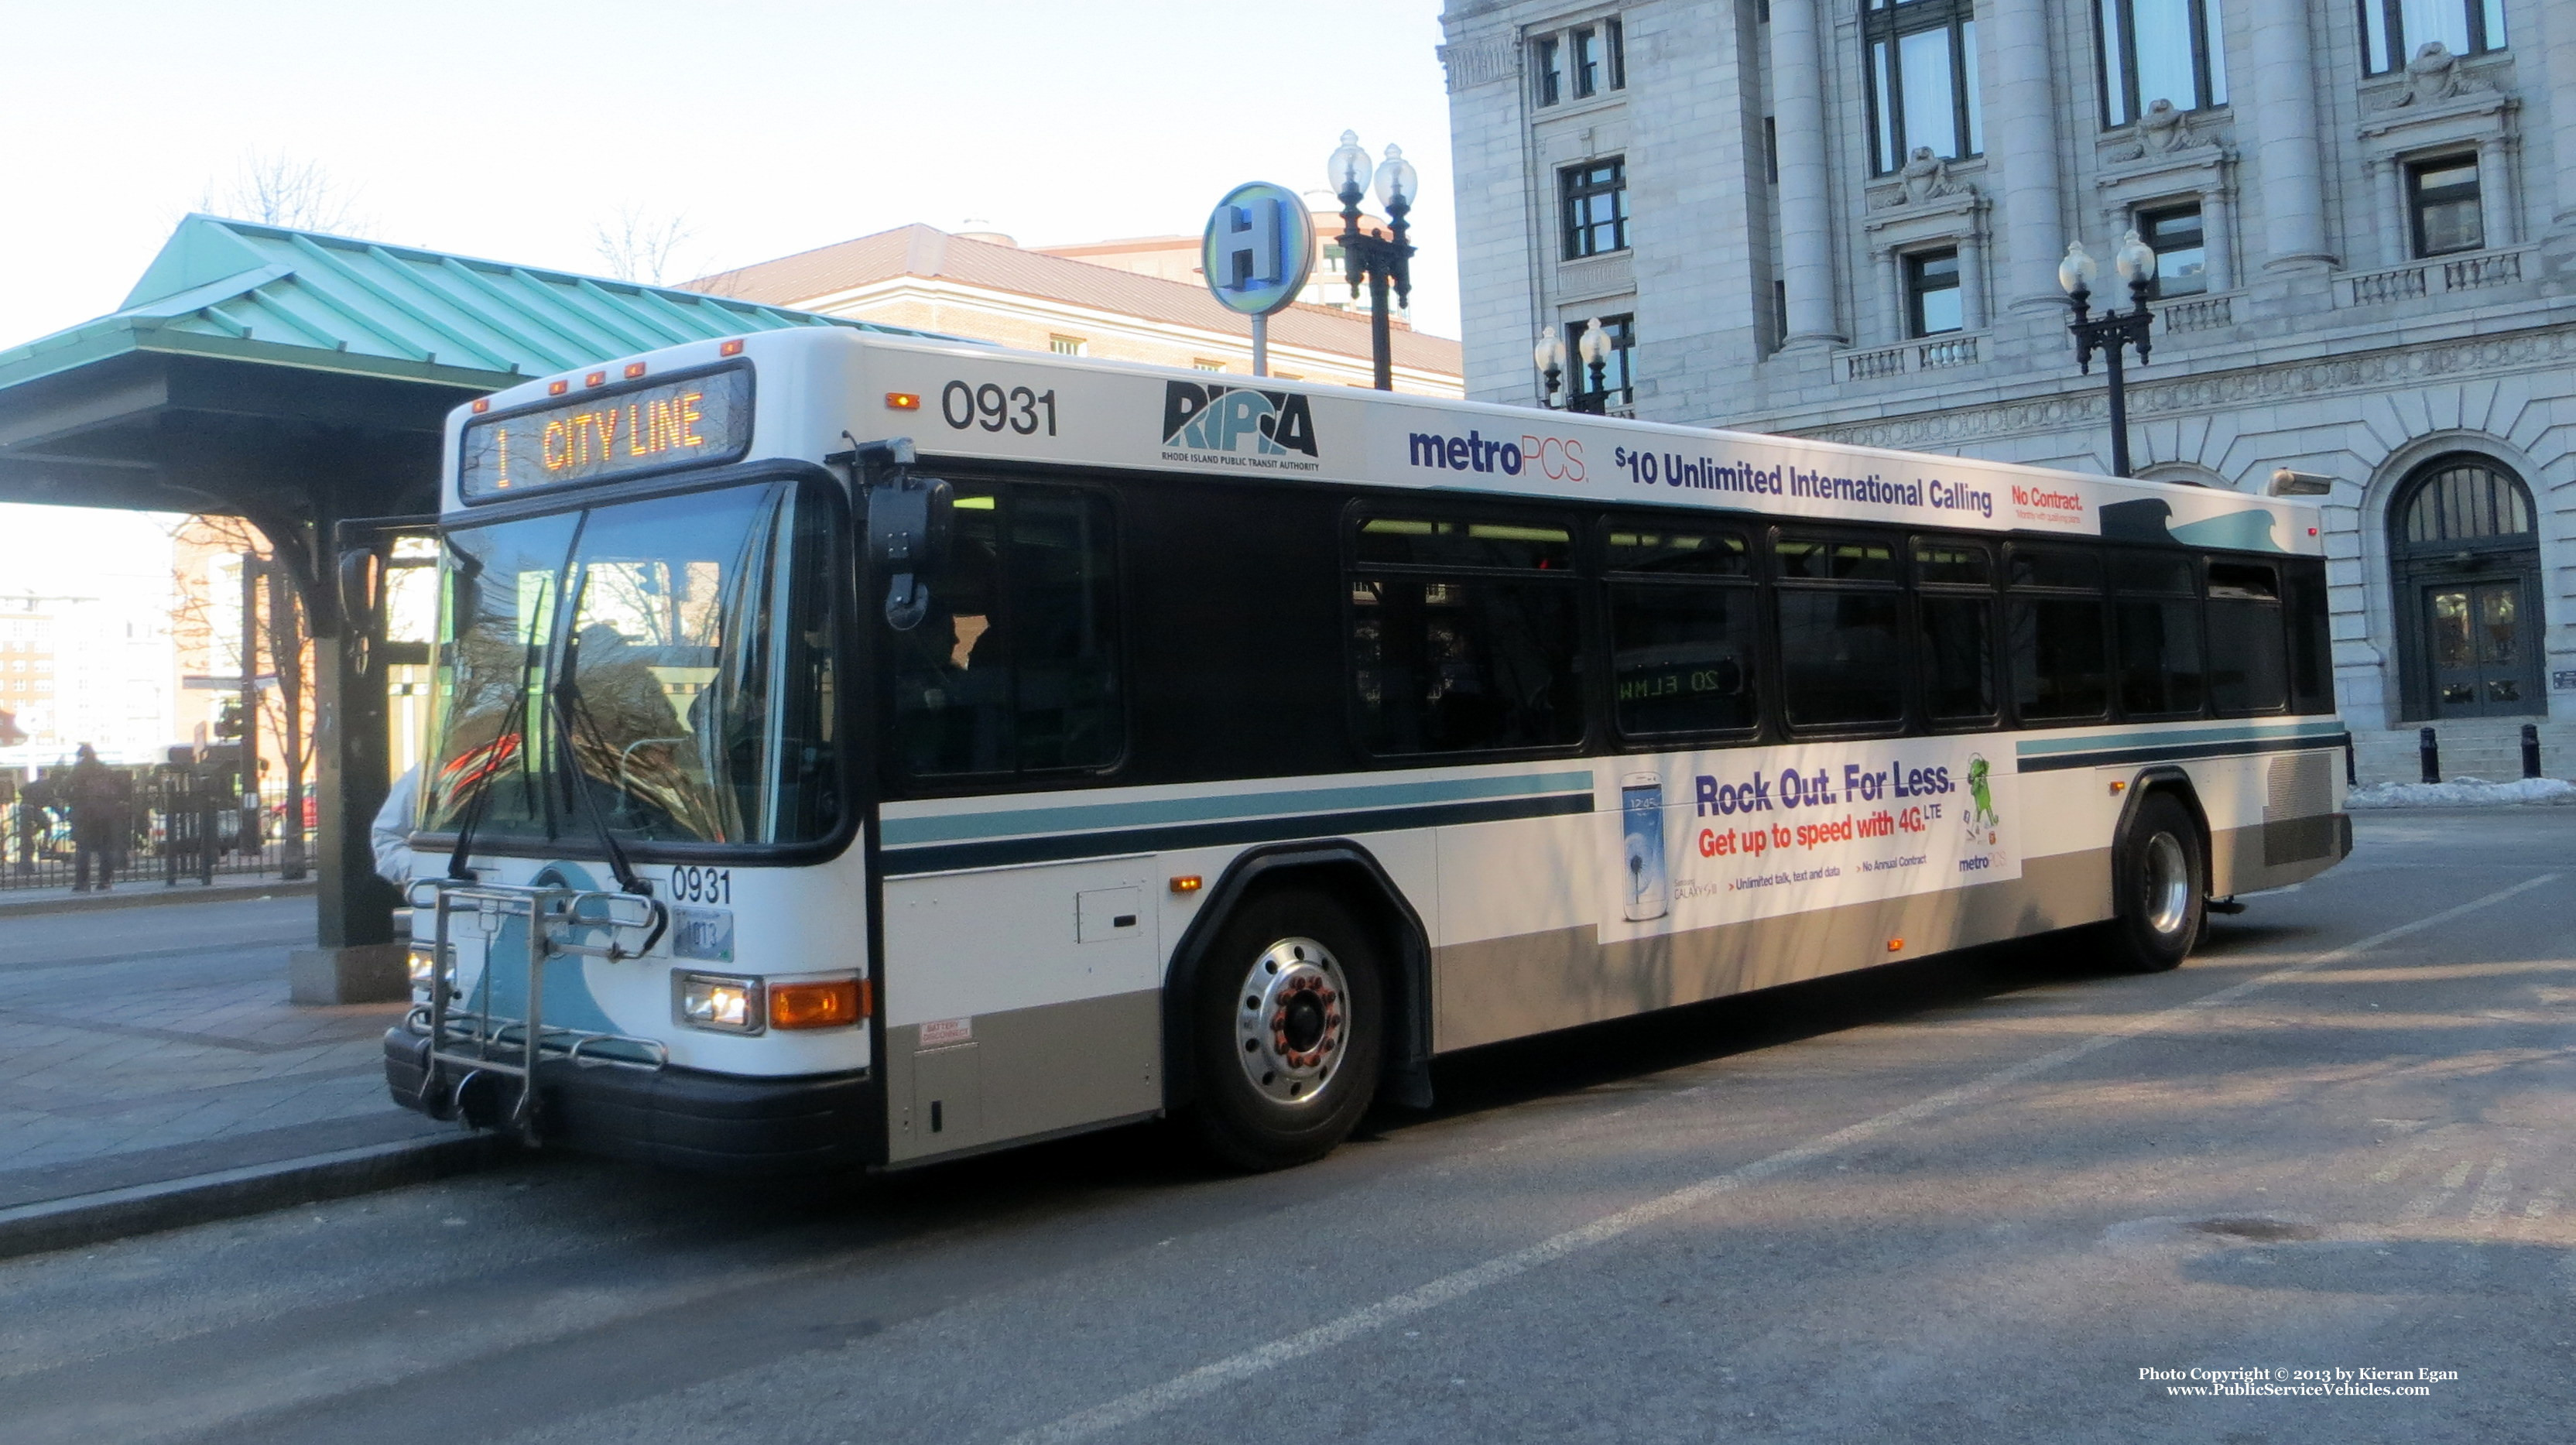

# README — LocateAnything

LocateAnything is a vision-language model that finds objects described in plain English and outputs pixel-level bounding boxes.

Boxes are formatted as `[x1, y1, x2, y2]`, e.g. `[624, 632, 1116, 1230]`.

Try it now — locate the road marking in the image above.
[2467, 1157, 2514, 1223]
[1002, 871, 2563, 1445]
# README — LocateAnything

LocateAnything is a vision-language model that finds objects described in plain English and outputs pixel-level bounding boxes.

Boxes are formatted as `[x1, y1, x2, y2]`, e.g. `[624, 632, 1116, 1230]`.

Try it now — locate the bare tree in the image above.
[594, 206, 698, 286]
[163, 516, 315, 878]
[200, 154, 370, 235]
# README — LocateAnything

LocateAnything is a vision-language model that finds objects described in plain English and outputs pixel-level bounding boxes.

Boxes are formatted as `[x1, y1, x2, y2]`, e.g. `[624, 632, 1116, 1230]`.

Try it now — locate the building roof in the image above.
[0, 214, 962, 396]
[690, 224, 1463, 376]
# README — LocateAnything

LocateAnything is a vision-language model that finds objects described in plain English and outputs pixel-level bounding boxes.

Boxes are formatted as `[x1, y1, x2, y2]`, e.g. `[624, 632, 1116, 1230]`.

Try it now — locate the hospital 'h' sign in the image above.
[1201, 181, 1314, 317]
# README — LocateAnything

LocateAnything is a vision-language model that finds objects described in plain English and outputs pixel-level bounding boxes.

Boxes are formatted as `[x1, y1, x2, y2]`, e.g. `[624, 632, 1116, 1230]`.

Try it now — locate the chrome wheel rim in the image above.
[1235, 936, 1348, 1106]
[2142, 832, 2192, 937]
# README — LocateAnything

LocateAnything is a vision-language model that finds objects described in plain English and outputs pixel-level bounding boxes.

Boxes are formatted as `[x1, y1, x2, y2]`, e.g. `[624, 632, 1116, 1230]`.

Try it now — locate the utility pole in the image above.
[238, 552, 261, 858]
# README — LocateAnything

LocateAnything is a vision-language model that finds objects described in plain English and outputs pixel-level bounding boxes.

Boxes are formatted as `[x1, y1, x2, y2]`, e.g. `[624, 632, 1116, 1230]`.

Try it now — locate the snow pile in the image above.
[2347, 776, 2576, 809]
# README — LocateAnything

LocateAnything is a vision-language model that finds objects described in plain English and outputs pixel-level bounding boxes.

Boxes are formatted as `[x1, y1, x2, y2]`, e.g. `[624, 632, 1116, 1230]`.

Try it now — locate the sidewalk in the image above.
[0, 871, 317, 919]
[0, 892, 495, 1257]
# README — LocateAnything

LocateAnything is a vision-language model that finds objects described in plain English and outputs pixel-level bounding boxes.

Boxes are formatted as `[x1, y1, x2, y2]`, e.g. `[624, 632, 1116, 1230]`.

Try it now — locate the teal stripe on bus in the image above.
[879, 769, 1598, 848]
[2012, 720, 2346, 760]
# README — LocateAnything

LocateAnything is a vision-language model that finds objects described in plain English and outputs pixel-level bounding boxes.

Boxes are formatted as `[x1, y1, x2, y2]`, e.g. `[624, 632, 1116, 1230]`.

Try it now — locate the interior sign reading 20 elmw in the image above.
[459, 368, 752, 500]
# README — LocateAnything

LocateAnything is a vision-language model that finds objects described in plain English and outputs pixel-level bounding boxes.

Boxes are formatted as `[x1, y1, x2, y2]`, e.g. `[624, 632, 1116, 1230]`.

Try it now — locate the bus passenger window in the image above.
[2112, 552, 2204, 718]
[2007, 545, 2108, 724]
[1776, 590, 1903, 728]
[1348, 512, 1581, 755]
[1608, 584, 1758, 736]
[892, 486, 1123, 776]
[1919, 597, 1995, 721]
[2284, 558, 2334, 714]
[2207, 560, 2287, 714]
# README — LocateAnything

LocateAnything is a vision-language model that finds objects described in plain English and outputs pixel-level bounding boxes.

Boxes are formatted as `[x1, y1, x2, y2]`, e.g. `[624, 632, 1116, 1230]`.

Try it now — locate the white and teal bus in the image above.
[382, 325, 2348, 1173]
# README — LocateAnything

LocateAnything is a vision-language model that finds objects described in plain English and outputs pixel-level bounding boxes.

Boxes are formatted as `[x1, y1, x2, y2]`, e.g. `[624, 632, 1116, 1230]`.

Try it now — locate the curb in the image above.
[0, 878, 317, 919]
[0, 1132, 509, 1262]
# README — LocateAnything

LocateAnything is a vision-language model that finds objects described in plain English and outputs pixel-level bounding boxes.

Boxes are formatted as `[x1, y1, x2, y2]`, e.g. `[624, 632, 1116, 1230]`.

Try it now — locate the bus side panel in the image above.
[1430, 851, 2109, 1053]
[2197, 748, 2349, 895]
[880, 859, 1163, 1164]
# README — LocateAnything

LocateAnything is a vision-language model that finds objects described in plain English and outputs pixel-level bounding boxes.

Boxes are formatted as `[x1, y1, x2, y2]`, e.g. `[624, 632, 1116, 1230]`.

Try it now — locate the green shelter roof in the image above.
[0, 214, 964, 396]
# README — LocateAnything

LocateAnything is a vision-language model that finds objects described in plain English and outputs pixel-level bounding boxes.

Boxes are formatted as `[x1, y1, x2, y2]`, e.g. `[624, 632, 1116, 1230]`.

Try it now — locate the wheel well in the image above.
[2116, 771, 2214, 904]
[1160, 844, 1430, 1114]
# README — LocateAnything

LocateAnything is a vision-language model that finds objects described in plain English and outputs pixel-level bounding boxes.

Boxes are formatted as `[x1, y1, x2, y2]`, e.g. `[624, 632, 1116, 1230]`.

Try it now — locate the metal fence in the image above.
[2, 767, 307, 893]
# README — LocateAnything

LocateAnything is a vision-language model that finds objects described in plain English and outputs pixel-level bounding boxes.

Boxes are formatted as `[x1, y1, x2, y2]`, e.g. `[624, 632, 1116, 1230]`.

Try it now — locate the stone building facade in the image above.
[1439, 0, 2576, 779]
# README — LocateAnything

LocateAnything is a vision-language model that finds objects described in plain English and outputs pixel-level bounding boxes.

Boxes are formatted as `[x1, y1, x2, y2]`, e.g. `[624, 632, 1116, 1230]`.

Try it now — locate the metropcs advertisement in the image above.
[1605, 738, 2018, 937]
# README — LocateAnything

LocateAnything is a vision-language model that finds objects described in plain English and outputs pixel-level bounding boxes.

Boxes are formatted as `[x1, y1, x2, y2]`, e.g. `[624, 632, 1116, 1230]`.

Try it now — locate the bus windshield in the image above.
[421, 479, 839, 848]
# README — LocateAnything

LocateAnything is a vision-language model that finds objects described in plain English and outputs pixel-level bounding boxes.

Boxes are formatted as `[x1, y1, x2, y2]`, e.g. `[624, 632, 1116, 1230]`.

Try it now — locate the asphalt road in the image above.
[1, 809, 2570, 1444]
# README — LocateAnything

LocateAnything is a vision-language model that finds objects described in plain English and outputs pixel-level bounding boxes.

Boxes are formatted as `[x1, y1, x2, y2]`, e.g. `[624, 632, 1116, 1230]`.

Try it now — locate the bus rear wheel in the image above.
[2105, 793, 2205, 973]
[1187, 888, 1383, 1172]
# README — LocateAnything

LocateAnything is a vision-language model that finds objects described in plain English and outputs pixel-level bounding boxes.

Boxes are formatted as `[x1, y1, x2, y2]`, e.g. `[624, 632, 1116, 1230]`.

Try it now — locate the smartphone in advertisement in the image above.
[1621, 772, 1669, 922]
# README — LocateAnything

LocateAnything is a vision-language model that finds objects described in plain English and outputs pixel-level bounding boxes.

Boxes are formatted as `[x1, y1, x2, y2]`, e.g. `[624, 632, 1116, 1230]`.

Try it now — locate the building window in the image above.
[2137, 204, 2207, 296]
[1865, 0, 1982, 173]
[1764, 117, 1779, 184]
[1606, 18, 1625, 89]
[1048, 335, 1087, 356]
[1572, 26, 1601, 98]
[1560, 159, 1629, 258]
[1905, 249, 1962, 337]
[1533, 35, 1562, 106]
[2363, 0, 2506, 76]
[1774, 280, 1789, 348]
[2095, 0, 2229, 128]
[1567, 314, 1635, 405]
[2409, 156, 2483, 256]
[1191, 359, 1226, 372]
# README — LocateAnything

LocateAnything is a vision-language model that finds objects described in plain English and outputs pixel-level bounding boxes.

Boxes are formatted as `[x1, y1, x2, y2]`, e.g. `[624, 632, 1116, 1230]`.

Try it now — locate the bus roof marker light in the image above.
[471, 399, 490, 413]
[720, 339, 744, 357]
[886, 392, 920, 410]
[1886, 939, 1905, 953]
[624, 362, 647, 379]
[584, 371, 607, 388]
[1170, 875, 1203, 893]
[547, 380, 569, 395]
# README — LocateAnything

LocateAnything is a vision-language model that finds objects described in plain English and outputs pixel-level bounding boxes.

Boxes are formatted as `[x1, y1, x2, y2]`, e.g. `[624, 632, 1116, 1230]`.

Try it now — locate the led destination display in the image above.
[459, 368, 752, 500]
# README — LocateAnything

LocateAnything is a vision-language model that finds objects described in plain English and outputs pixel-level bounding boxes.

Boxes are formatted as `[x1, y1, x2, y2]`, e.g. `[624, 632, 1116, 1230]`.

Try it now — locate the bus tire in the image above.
[1185, 887, 1384, 1172]
[2105, 793, 2204, 973]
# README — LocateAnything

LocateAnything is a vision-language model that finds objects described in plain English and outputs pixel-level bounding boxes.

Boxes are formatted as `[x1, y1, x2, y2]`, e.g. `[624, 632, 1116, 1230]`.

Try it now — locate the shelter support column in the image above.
[289, 513, 404, 1006]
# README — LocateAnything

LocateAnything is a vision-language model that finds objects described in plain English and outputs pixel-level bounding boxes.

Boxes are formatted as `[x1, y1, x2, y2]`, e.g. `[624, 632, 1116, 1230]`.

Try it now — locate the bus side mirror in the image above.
[337, 549, 384, 635]
[869, 474, 953, 632]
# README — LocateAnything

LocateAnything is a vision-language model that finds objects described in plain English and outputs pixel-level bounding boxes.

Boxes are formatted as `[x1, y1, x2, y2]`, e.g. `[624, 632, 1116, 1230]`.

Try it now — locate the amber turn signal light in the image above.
[768, 978, 865, 1030]
[886, 392, 920, 410]
[1170, 875, 1202, 893]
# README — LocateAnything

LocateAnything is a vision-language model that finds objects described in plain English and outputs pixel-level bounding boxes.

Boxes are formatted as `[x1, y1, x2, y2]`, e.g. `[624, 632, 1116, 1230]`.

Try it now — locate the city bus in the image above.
[379, 325, 2348, 1174]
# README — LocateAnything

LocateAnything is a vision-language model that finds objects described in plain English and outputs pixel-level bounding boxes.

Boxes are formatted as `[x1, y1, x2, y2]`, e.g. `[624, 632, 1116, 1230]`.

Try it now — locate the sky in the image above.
[0, 0, 1462, 351]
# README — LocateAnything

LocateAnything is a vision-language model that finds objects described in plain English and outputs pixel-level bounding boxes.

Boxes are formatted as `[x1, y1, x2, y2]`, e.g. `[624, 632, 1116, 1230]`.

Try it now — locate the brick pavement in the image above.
[0, 892, 450, 1212]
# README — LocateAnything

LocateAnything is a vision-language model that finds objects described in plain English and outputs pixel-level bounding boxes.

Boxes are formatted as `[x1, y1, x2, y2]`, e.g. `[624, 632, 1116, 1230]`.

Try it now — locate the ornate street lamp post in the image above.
[1571, 317, 1613, 414]
[2059, 230, 2159, 478]
[1533, 326, 1566, 408]
[1329, 131, 1416, 391]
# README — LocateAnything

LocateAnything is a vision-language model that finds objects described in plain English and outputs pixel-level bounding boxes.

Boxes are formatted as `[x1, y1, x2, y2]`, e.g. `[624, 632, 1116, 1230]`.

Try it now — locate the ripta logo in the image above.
[1160, 381, 1319, 460]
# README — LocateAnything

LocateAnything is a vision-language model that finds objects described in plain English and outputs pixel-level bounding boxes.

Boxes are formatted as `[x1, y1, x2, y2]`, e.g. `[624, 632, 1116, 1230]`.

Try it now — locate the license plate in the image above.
[673, 907, 735, 963]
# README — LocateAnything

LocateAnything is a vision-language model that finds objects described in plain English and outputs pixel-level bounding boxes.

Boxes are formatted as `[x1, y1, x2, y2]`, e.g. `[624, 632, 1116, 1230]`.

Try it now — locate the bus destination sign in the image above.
[459, 368, 753, 500]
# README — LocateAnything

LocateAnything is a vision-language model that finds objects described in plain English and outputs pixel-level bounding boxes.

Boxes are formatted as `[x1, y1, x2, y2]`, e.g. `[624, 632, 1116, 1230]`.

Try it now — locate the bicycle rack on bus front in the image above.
[402, 878, 668, 1142]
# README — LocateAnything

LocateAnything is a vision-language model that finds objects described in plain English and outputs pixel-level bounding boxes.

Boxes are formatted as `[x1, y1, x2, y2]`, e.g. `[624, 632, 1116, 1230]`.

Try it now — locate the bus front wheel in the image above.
[1187, 888, 1384, 1171]
[2106, 793, 2205, 973]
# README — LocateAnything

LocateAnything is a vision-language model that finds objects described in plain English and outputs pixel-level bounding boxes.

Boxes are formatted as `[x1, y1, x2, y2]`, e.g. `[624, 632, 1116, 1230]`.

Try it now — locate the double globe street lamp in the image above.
[1533, 320, 1615, 413]
[1328, 131, 1416, 392]
[2060, 228, 2161, 478]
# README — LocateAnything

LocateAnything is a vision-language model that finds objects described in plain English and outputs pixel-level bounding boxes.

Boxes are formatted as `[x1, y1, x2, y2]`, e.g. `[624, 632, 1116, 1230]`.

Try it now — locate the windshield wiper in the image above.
[550, 569, 669, 955]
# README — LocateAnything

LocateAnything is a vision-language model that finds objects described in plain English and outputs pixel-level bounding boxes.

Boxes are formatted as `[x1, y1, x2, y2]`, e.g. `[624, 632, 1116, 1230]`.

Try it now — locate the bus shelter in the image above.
[0, 215, 944, 999]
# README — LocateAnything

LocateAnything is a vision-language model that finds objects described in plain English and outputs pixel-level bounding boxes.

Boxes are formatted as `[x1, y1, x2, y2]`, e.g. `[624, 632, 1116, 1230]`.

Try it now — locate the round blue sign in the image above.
[1201, 182, 1315, 317]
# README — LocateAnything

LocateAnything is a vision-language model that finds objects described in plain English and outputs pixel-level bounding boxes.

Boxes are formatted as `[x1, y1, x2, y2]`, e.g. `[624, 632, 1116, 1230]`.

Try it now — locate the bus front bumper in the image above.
[382, 1029, 873, 1175]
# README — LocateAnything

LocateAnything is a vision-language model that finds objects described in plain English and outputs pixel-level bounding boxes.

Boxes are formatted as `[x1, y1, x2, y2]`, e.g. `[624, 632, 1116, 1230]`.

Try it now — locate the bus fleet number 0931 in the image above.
[666, 866, 732, 905]
[940, 380, 1059, 437]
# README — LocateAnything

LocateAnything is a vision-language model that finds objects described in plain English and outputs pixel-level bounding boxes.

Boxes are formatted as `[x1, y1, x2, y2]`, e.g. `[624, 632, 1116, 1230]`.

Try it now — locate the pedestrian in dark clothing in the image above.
[66, 745, 124, 892]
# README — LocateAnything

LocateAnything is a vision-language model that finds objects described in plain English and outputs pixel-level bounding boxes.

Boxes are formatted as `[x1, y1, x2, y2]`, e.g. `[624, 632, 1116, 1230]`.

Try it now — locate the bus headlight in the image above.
[676, 972, 764, 1034]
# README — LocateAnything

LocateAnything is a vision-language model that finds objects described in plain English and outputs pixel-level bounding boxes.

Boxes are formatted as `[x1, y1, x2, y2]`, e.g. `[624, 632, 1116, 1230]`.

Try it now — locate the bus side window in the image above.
[2006, 543, 2108, 724]
[2208, 559, 2288, 714]
[1604, 525, 1759, 740]
[1348, 515, 1583, 755]
[892, 485, 1125, 777]
[1774, 532, 1903, 731]
[1914, 537, 1995, 725]
[2283, 557, 2334, 714]
[2111, 550, 2205, 719]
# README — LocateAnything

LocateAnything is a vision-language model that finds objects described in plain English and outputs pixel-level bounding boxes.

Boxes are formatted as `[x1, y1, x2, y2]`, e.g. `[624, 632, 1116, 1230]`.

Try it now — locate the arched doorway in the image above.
[2390, 454, 2544, 718]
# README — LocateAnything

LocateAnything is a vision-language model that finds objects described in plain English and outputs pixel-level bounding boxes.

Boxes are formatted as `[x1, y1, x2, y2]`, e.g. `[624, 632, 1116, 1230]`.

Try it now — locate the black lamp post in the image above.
[1533, 326, 1566, 408]
[2060, 230, 2159, 478]
[1329, 130, 1416, 392]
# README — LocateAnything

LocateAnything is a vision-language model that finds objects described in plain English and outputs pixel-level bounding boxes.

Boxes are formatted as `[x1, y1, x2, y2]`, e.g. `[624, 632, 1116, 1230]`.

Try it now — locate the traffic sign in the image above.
[1201, 182, 1314, 318]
